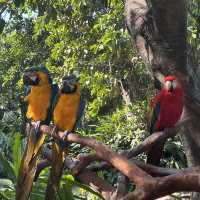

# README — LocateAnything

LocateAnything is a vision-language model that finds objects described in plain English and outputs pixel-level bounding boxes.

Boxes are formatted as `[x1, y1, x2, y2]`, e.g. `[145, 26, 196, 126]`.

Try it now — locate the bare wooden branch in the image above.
[125, 129, 174, 159]
[40, 125, 154, 186]
[35, 159, 50, 181]
[72, 154, 101, 175]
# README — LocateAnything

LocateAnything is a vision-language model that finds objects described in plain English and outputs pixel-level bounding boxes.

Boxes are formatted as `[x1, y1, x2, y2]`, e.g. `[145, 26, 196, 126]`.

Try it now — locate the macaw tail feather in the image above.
[16, 126, 46, 200]
[45, 142, 66, 200]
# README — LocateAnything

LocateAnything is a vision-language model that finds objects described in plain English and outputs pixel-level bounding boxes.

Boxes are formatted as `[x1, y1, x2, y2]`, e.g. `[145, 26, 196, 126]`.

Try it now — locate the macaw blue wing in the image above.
[74, 95, 86, 130]
[147, 101, 166, 166]
[24, 85, 31, 96]
[45, 83, 59, 125]
[149, 102, 160, 134]
[20, 85, 31, 123]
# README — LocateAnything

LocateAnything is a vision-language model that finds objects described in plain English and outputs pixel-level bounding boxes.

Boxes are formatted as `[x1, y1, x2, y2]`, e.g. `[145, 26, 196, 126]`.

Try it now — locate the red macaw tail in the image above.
[16, 126, 46, 200]
[146, 139, 166, 166]
[45, 141, 66, 200]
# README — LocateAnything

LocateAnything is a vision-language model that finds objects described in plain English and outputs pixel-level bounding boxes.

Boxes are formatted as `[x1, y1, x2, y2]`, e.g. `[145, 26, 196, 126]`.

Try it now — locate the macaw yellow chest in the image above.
[26, 85, 52, 122]
[53, 92, 80, 131]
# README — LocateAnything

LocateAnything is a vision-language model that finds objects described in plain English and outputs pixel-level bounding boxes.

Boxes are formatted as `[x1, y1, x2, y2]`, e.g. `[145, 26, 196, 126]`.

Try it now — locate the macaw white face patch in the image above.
[164, 80, 177, 91]
[30, 75, 38, 82]
[172, 81, 177, 89]
[164, 81, 172, 90]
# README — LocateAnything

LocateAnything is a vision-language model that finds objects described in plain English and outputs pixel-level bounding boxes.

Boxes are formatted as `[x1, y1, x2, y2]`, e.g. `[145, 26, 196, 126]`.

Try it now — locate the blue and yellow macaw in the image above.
[16, 66, 58, 200]
[45, 75, 85, 200]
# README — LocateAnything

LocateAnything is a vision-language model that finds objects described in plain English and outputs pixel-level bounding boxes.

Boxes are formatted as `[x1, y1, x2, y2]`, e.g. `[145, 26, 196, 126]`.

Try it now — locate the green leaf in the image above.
[0, 179, 14, 191]
[0, 152, 16, 182]
[59, 175, 74, 200]
[62, 183, 74, 200]
[12, 132, 22, 178]
[0, 179, 15, 200]
[0, 192, 10, 200]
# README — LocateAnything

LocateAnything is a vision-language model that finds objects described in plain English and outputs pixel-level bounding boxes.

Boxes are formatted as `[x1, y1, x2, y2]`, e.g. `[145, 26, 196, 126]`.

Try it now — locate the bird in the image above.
[146, 75, 183, 166]
[16, 65, 58, 200]
[45, 75, 85, 200]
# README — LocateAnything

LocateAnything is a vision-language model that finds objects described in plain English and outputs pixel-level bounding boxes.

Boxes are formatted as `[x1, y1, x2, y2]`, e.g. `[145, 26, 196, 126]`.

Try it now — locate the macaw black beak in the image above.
[169, 85, 173, 92]
[168, 81, 174, 92]
[61, 81, 77, 93]
[23, 72, 39, 86]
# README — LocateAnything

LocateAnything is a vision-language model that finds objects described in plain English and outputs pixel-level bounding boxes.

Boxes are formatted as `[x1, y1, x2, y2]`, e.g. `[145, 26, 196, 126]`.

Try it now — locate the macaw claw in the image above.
[59, 131, 71, 150]
[50, 126, 58, 138]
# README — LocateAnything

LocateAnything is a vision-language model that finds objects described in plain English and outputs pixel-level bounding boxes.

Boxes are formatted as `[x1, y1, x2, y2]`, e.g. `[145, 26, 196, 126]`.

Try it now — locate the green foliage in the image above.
[187, 0, 200, 47]
[0, 179, 15, 200]
[0, 152, 16, 182]
[162, 136, 187, 169]
[0, 132, 21, 200]
[92, 103, 147, 150]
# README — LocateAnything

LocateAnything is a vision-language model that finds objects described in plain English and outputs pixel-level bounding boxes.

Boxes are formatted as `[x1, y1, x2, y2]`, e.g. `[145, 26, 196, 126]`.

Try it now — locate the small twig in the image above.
[72, 154, 101, 175]
[34, 159, 50, 181]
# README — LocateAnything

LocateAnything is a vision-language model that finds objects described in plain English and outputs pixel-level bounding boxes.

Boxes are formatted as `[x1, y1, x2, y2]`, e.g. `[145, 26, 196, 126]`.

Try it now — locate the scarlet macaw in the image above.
[45, 75, 85, 200]
[16, 66, 58, 200]
[147, 75, 183, 165]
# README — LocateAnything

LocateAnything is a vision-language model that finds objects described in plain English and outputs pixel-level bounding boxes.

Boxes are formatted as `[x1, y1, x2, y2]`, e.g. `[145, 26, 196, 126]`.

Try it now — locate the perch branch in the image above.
[40, 125, 154, 186]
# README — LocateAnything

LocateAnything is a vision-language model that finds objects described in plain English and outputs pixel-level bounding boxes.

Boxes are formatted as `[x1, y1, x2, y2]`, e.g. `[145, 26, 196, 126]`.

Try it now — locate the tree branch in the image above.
[35, 159, 50, 181]
[40, 125, 154, 186]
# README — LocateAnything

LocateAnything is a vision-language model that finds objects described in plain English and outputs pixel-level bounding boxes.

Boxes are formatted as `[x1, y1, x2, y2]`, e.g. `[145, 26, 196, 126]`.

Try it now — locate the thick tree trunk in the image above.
[125, 0, 200, 198]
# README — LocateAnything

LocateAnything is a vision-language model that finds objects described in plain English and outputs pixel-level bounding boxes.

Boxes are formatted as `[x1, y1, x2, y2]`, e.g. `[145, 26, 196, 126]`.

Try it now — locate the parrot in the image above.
[45, 75, 85, 200]
[147, 75, 183, 166]
[16, 65, 58, 200]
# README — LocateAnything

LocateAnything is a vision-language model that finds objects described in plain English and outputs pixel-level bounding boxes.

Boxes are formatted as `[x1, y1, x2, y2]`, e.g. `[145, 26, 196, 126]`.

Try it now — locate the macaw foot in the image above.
[59, 131, 71, 149]
[62, 130, 71, 140]
[50, 126, 58, 138]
